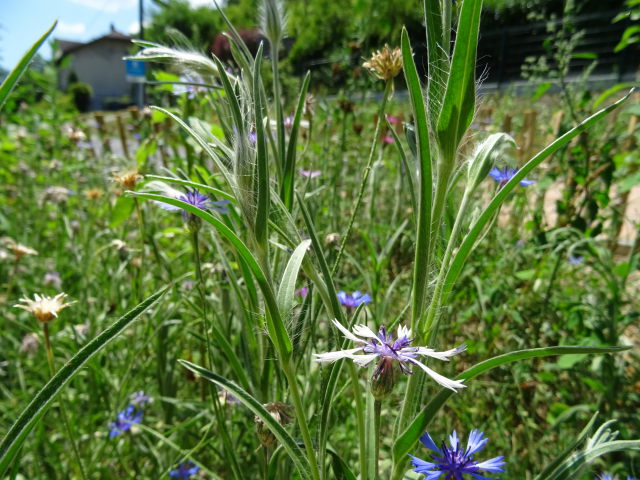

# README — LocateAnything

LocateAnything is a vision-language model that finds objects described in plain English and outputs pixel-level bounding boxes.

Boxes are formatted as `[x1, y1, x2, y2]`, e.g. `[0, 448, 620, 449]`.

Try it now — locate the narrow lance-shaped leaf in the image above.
[277, 239, 312, 319]
[440, 91, 633, 308]
[282, 72, 311, 210]
[0, 286, 170, 476]
[179, 360, 312, 479]
[0, 21, 57, 110]
[436, 0, 483, 158]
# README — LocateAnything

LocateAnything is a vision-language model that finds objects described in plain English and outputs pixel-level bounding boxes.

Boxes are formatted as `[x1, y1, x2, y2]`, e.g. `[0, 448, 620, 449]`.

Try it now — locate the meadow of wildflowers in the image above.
[0, 1, 639, 479]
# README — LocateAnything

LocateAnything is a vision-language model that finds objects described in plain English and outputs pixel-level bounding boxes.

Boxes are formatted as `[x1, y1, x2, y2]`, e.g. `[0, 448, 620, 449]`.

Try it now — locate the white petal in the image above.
[406, 358, 466, 391]
[313, 348, 361, 363]
[415, 344, 465, 361]
[331, 319, 364, 343]
[397, 324, 412, 339]
[351, 354, 379, 367]
[352, 324, 380, 342]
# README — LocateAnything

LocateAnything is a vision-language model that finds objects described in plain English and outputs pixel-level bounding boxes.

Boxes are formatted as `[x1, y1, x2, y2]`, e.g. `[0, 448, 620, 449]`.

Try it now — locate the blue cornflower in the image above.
[488, 167, 535, 187]
[129, 390, 153, 406]
[169, 460, 200, 478]
[337, 290, 372, 309]
[409, 429, 505, 479]
[314, 321, 466, 391]
[109, 405, 142, 438]
[158, 189, 230, 218]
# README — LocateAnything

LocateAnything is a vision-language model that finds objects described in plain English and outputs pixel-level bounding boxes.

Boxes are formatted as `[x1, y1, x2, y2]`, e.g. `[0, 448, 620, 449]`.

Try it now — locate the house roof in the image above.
[57, 27, 131, 57]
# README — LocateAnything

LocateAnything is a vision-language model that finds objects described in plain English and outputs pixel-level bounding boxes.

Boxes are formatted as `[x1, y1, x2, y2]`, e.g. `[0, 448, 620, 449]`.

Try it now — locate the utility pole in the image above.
[138, 0, 145, 106]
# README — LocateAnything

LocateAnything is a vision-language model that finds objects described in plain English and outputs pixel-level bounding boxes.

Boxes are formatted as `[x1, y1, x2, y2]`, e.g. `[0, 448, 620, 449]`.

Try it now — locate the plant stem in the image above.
[332, 80, 392, 276]
[281, 359, 320, 480]
[42, 324, 88, 480]
[373, 399, 382, 479]
[348, 364, 367, 480]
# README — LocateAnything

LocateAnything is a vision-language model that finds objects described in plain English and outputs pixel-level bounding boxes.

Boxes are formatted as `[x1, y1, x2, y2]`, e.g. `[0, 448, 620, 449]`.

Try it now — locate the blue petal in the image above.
[419, 431, 441, 453]
[476, 456, 505, 472]
[466, 429, 488, 456]
[519, 178, 535, 186]
[408, 454, 441, 477]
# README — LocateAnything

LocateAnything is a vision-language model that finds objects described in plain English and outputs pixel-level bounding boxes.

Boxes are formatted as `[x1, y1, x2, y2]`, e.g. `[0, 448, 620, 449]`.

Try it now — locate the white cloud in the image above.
[127, 20, 149, 35]
[68, 0, 137, 13]
[58, 21, 87, 35]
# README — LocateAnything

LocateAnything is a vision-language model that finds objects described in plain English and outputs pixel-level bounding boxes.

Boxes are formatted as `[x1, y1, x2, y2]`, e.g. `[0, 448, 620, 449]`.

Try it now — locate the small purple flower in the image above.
[129, 391, 153, 406]
[248, 131, 257, 145]
[295, 287, 309, 298]
[409, 429, 505, 479]
[77, 141, 93, 149]
[158, 190, 230, 218]
[284, 115, 294, 129]
[488, 167, 535, 187]
[338, 290, 372, 309]
[314, 321, 466, 391]
[109, 405, 142, 438]
[568, 254, 583, 265]
[169, 460, 200, 478]
[386, 115, 398, 124]
[383, 135, 394, 144]
[300, 169, 321, 178]
[173, 74, 205, 99]
[44, 271, 62, 290]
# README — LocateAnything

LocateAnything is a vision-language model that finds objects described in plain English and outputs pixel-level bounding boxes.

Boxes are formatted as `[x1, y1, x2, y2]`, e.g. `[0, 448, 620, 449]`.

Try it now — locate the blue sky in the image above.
[0, 0, 211, 71]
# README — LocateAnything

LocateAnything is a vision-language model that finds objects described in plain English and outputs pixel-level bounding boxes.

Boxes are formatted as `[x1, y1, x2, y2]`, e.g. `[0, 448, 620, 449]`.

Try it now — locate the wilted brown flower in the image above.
[85, 188, 104, 200]
[14, 293, 76, 323]
[66, 126, 86, 143]
[362, 45, 402, 81]
[112, 170, 142, 191]
[254, 402, 292, 447]
[324, 232, 341, 247]
[6, 240, 38, 260]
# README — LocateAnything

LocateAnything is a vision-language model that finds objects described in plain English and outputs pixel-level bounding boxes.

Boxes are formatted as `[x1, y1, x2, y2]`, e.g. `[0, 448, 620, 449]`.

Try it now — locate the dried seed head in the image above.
[112, 170, 143, 191]
[6, 240, 38, 260]
[84, 188, 104, 200]
[14, 293, 76, 323]
[362, 45, 402, 81]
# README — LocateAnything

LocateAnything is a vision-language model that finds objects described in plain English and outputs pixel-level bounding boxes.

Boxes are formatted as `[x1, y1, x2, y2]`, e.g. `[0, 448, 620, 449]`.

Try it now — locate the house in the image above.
[57, 26, 134, 110]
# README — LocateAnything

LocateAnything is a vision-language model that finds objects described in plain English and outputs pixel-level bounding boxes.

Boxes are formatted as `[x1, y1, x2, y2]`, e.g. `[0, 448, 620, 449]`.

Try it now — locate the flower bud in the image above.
[371, 358, 396, 400]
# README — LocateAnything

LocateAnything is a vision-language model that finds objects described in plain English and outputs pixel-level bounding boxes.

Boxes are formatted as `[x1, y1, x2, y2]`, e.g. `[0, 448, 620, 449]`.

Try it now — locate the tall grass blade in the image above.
[0, 21, 57, 111]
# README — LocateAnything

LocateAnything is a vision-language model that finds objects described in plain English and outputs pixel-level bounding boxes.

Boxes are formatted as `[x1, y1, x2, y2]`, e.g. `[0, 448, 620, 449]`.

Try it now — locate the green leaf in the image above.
[277, 240, 312, 320]
[179, 360, 312, 479]
[391, 345, 631, 476]
[436, 0, 483, 157]
[441, 91, 633, 307]
[110, 196, 135, 228]
[0, 21, 56, 111]
[592, 82, 637, 109]
[281, 72, 311, 210]
[0, 286, 169, 476]
[253, 44, 270, 250]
